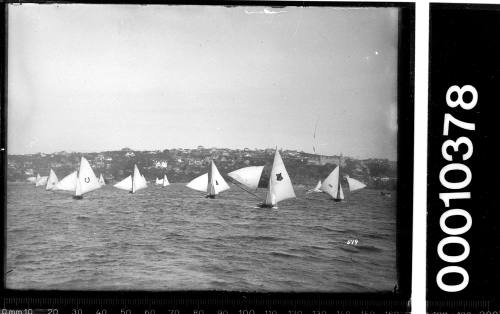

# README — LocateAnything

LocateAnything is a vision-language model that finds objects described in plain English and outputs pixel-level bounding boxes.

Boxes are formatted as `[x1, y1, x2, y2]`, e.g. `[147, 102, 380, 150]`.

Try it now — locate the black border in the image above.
[1, 2, 414, 312]
[427, 3, 500, 312]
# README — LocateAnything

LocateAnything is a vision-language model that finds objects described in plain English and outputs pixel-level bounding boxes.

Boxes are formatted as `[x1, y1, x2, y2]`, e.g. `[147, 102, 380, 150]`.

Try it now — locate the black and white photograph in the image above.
[5, 3, 410, 294]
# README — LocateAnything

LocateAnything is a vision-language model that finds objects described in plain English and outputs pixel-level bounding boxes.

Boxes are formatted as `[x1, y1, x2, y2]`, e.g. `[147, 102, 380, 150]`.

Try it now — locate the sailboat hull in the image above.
[257, 203, 278, 209]
[73, 195, 83, 200]
[205, 195, 216, 199]
[333, 198, 342, 202]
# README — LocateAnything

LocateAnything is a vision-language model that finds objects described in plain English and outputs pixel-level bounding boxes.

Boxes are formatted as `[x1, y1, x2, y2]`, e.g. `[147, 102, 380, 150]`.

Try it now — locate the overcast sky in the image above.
[8, 4, 399, 160]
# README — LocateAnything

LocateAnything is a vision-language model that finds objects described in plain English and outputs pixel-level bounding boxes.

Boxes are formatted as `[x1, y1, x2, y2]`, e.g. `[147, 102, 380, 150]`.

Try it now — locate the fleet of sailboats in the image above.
[29, 150, 368, 205]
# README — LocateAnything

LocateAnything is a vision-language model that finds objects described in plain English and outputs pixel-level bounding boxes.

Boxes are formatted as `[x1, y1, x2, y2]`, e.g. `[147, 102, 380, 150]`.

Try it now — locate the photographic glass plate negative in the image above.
[1, 1, 414, 313]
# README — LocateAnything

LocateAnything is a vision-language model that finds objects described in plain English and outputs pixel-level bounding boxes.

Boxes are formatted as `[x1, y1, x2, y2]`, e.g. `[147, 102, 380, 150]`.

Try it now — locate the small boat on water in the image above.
[186, 160, 229, 198]
[380, 191, 392, 197]
[155, 177, 163, 185]
[162, 174, 170, 187]
[258, 149, 296, 209]
[53, 157, 102, 199]
[26, 176, 37, 184]
[98, 173, 105, 186]
[45, 169, 59, 191]
[321, 166, 344, 201]
[75, 157, 102, 199]
[114, 164, 148, 194]
[306, 180, 323, 194]
[35, 173, 48, 187]
[321, 156, 366, 201]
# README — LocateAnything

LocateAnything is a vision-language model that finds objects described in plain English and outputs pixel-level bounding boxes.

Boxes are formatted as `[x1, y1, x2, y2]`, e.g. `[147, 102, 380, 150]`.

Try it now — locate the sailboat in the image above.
[162, 174, 170, 187]
[35, 173, 48, 187]
[52, 157, 101, 199]
[186, 160, 229, 198]
[55, 171, 78, 191]
[155, 177, 163, 185]
[345, 175, 366, 192]
[27, 176, 37, 183]
[98, 173, 105, 186]
[321, 157, 366, 201]
[321, 166, 344, 202]
[45, 169, 59, 191]
[306, 180, 323, 194]
[227, 166, 264, 190]
[113, 164, 148, 194]
[258, 149, 296, 208]
[74, 157, 102, 199]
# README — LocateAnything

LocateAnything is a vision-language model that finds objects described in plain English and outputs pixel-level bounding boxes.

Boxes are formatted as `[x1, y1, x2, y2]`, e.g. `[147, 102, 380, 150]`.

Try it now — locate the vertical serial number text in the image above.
[437, 85, 477, 292]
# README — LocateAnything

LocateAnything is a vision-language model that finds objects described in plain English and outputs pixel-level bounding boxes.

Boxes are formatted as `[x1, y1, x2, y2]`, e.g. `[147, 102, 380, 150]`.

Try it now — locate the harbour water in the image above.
[6, 183, 397, 292]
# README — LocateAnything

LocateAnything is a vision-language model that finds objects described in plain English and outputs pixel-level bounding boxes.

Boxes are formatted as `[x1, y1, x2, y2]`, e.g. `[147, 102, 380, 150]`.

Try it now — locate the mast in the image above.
[337, 154, 342, 199]
[207, 160, 216, 198]
[131, 166, 135, 194]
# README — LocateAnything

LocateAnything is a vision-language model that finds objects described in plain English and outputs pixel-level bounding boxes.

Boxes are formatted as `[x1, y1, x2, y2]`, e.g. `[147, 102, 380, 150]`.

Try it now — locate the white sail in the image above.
[307, 180, 322, 193]
[228, 166, 264, 189]
[27, 176, 37, 183]
[132, 164, 148, 193]
[346, 176, 366, 192]
[55, 171, 77, 191]
[75, 157, 101, 196]
[35, 174, 48, 187]
[208, 161, 230, 196]
[98, 174, 105, 186]
[339, 184, 345, 200]
[114, 175, 132, 191]
[321, 166, 341, 199]
[155, 178, 163, 185]
[186, 173, 209, 192]
[163, 174, 170, 186]
[264, 150, 295, 206]
[45, 169, 59, 191]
